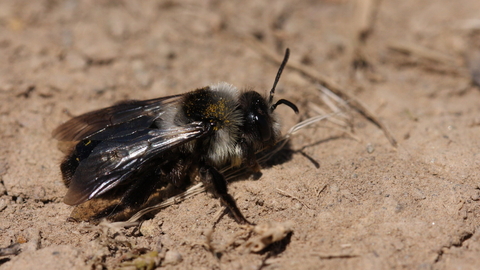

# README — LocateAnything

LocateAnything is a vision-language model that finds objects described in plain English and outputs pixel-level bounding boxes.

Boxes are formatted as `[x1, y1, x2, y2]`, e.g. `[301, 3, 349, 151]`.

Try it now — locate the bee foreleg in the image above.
[199, 165, 251, 225]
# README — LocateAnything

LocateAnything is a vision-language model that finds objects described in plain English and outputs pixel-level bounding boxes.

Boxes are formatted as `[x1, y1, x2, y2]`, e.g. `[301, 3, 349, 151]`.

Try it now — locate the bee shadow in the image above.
[261, 231, 293, 256]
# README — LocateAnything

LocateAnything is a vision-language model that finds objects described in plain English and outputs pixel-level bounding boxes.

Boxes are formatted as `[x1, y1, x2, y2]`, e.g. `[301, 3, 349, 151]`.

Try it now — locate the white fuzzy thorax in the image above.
[206, 82, 244, 167]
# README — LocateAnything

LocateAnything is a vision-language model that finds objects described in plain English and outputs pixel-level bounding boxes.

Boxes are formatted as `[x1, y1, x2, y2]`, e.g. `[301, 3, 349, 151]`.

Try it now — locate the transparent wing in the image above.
[52, 95, 182, 141]
[64, 121, 210, 205]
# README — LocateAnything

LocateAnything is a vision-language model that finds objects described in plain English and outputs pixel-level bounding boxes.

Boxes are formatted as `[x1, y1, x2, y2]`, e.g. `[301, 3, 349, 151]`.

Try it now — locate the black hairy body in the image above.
[53, 49, 298, 224]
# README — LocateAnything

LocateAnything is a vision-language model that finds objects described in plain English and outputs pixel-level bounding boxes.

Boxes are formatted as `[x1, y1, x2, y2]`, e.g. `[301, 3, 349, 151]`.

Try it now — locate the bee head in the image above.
[239, 48, 298, 143]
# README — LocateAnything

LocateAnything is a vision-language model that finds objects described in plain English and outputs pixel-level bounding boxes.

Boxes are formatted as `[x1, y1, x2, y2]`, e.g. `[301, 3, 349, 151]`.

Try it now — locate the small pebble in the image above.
[294, 202, 303, 210]
[163, 250, 183, 266]
[0, 198, 7, 212]
[139, 219, 160, 237]
[366, 143, 375, 154]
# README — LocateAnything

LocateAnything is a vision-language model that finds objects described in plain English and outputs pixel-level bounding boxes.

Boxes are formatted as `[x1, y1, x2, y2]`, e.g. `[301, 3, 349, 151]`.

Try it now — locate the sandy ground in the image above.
[1, 0, 480, 269]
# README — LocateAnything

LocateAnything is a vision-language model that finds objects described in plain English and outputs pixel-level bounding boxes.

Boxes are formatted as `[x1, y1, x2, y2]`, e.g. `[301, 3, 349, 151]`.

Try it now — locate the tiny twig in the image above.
[276, 188, 311, 209]
[308, 103, 349, 128]
[387, 41, 459, 66]
[316, 184, 328, 197]
[387, 41, 471, 79]
[355, 0, 382, 42]
[313, 253, 359, 259]
[348, 0, 382, 74]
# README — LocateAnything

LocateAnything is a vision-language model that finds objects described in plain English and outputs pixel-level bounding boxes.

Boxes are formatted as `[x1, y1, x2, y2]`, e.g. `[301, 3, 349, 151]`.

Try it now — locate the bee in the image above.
[53, 49, 298, 224]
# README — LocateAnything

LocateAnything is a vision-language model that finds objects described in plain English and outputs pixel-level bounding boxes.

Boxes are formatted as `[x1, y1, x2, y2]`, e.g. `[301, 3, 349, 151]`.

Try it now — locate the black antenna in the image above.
[271, 98, 299, 114]
[269, 48, 290, 103]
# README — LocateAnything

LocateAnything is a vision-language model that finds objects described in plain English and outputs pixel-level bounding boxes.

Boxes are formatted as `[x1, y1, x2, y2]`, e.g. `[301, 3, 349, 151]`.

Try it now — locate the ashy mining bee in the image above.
[53, 49, 298, 224]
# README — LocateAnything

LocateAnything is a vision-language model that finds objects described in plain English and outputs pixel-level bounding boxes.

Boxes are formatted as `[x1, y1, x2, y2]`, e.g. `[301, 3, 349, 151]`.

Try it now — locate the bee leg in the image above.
[249, 160, 262, 174]
[240, 140, 263, 177]
[199, 165, 251, 225]
[244, 150, 263, 179]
